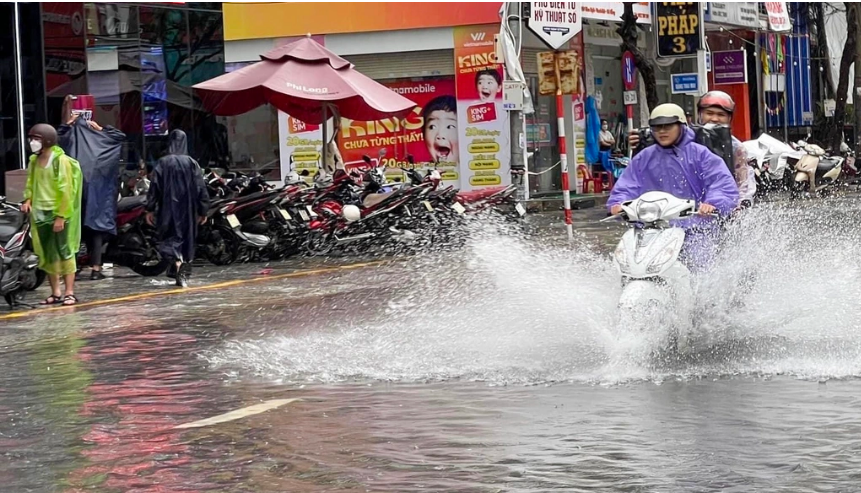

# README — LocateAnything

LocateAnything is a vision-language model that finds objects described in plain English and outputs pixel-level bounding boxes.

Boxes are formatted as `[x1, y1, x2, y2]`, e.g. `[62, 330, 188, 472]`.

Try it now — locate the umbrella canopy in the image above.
[192, 36, 417, 122]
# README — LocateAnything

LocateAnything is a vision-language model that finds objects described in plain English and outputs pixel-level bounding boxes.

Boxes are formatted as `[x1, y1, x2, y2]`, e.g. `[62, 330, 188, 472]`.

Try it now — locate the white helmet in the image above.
[284, 171, 301, 184]
[648, 103, 687, 127]
[342, 204, 361, 222]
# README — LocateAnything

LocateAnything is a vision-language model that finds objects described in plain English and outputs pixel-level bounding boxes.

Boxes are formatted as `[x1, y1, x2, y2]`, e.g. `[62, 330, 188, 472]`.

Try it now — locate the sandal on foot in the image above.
[40, 295, 62, 305]
[62, 295, 79, 306]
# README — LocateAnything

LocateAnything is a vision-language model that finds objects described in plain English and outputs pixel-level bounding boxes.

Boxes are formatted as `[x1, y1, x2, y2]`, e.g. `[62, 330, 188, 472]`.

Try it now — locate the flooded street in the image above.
[3, 198, 861, 492]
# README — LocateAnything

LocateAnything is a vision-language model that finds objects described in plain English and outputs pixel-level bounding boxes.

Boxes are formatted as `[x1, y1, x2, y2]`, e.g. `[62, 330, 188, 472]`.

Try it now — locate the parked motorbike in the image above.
[0, 197, 43, 306]
[789, 141, 843, 199]
[603, 192, 704, 353]
[77, 195, 169, 277]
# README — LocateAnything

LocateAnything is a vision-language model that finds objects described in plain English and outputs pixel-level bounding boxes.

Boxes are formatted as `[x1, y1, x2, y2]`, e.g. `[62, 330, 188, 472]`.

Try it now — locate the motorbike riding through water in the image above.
[604, 192, 707, 353]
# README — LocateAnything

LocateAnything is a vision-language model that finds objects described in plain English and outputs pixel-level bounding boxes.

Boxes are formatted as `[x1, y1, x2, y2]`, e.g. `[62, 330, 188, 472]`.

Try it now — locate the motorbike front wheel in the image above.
[304, 229, 334, 256]
[201, 226, 241, 266]
[131, 257, 170, 277]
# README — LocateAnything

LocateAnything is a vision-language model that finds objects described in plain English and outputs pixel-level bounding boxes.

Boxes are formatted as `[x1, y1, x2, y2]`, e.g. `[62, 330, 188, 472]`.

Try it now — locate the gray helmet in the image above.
[648, 103, 687, 127]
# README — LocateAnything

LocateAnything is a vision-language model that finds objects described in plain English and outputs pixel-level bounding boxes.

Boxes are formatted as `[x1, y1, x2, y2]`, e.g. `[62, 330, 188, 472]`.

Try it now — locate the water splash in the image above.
[206, 199, 861, 385]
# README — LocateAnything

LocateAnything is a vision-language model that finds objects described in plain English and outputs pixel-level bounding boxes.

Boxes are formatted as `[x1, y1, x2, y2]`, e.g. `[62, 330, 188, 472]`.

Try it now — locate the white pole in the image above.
[13, 2, 27, 169]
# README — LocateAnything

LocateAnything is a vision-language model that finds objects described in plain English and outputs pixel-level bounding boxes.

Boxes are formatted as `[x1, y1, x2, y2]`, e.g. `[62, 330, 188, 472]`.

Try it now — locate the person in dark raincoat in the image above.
[58, 100, 126, 281]
[145, 130, 210, 288]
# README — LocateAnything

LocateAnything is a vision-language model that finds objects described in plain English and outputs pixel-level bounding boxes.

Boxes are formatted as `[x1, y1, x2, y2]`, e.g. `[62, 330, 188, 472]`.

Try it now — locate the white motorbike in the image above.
[604, 192, 709, 353]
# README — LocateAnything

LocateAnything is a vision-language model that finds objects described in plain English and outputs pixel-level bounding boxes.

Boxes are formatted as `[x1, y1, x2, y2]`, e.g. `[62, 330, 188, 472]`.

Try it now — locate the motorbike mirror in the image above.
[378, 148, 387, 159]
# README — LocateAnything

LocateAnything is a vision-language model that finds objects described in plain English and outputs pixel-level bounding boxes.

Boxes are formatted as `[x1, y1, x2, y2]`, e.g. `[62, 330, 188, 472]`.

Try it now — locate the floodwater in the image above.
[3, 198, 861, 492]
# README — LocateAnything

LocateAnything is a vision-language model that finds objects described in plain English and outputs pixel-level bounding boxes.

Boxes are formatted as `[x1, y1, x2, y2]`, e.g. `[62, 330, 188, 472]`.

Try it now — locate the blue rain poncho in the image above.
[607, 126, 739, 271]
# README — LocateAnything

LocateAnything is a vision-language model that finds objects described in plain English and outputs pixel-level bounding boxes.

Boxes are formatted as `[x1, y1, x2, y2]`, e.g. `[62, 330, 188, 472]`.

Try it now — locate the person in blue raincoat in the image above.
[58, 97, 126, 281]
[608, 104, 739, 272]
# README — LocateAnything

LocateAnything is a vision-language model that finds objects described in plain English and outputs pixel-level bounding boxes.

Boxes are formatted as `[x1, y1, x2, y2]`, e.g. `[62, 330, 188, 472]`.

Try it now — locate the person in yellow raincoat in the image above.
[21, 124, 83, 306]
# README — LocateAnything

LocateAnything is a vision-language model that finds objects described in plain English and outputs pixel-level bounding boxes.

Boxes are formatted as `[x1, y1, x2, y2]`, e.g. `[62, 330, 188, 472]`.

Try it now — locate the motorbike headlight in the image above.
[614, 242, 630, 274]
[646, 238, 681, 274]
[636, 201, 662, 223]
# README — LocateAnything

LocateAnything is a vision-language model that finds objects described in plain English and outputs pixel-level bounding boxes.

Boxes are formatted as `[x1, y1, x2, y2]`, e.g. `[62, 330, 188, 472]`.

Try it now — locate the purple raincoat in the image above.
[608, 127, 739, 271]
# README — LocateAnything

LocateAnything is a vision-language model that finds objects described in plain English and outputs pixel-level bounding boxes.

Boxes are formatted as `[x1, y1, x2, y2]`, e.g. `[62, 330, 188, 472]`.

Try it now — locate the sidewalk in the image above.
[524, 192, 610, 213]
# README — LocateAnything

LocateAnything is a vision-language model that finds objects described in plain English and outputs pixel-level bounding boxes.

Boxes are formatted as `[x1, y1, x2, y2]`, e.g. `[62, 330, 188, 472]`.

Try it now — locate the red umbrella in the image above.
[192, 36, 417, 123]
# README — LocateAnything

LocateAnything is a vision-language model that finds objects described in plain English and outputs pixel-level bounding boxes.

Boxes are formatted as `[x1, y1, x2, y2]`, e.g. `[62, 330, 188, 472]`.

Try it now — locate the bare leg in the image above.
[62, 273, 77, 305]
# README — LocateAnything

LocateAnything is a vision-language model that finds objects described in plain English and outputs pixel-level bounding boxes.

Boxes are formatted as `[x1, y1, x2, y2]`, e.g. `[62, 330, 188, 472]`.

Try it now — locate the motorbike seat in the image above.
[0, 209, 25, 245]
[456, 186, 507, 204]
[117, 195, 147, 213]
[817, 157, 841, 171]
[363, 192, 393, 208]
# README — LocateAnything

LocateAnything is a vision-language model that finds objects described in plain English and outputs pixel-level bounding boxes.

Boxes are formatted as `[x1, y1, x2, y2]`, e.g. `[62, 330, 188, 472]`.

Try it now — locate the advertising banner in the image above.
[278, 111, 323, 184]
[453, 24, 510, 190]
[339, 78, 460, 185]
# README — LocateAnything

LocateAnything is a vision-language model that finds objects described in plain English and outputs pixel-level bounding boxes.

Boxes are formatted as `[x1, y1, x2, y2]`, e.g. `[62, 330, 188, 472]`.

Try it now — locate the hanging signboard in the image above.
[527, 2, 582, 50]
[704, 2, 760, 29]
[671, 73, 700, 94]
[765, 2, 792, 32]
[655, 2, 704, 58]
[712, 49, 748, 85]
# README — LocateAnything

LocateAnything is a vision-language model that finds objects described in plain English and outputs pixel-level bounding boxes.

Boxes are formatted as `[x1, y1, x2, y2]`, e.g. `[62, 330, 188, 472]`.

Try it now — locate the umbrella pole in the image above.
[321, 104, 328, 176]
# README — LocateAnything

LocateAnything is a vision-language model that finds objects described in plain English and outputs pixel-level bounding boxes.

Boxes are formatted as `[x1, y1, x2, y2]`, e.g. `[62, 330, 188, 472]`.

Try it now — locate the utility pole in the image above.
[854, 3, 861, 154]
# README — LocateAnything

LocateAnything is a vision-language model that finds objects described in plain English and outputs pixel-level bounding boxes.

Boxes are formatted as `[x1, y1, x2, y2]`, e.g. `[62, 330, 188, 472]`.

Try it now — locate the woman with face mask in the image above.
[21, 123, 84, 306]
[599, 119, 615, 152]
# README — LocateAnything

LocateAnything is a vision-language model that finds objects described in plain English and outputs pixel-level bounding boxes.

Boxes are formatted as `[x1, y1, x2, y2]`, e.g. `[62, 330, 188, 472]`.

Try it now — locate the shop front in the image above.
[1, 2, 226, 197]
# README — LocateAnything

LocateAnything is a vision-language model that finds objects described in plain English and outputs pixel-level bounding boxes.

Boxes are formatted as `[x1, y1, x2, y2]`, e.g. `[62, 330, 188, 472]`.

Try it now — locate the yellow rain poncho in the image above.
[23, 145, 83, 275]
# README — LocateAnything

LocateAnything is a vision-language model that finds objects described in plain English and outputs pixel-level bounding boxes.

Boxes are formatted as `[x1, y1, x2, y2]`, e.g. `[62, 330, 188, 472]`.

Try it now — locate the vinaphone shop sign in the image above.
[654, 2, 704, 58]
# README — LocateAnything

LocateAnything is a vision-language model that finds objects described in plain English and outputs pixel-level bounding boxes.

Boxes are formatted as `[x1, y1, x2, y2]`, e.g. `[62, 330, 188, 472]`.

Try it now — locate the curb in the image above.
[524, 193, 610, 213]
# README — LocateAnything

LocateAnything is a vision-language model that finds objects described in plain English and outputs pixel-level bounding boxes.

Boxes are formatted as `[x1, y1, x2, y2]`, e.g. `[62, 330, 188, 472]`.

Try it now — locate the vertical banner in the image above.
[453, 24, 511, 191]
[278, 111, 323, 184]
[338, 78, 459, 186]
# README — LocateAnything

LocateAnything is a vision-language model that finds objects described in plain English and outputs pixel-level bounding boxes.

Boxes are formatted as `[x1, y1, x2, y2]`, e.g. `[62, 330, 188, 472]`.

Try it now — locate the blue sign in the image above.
[671, 73, 700, 94]
[622, 52, 636, 89]
[594, 77, 603, 86]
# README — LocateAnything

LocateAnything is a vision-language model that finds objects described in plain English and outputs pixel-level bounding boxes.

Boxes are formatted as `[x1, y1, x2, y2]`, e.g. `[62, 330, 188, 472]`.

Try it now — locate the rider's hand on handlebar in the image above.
[610, 204, 624, 215]
[698, 203, 716, 215]
[628, 130, 640, 150]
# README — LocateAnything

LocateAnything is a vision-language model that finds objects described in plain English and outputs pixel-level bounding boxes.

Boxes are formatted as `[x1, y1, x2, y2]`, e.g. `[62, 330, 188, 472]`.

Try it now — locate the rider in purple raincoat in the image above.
[608, 104, 739, 272]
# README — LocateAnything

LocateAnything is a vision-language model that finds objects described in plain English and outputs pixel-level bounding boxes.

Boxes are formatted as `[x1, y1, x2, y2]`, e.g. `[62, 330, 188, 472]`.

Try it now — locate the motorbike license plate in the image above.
[226, 214, 241, 229]
[422, 200, 434, 212]
[515, 203, 526, 216]
[278, 208, 292, 221]
[298, 210, 310, 222]
[452, 202, 466, 215]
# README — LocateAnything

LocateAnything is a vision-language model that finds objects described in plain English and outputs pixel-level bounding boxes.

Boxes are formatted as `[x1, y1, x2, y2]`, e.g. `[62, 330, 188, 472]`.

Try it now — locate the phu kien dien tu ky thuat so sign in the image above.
[655, 2, 704, 58]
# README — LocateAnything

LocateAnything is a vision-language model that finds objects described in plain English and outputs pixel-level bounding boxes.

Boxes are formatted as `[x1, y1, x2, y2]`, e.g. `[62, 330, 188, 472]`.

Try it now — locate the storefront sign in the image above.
[278, 111, 323, 184]
[621, 51, 637, 91]
[712, 49, 748, 85]
[223, 2, 501, 40]
[339, 78, 460, 186]
[454, 24, 511, 190]
[765, 2, 792, 32]
[655, 2, 704, 58]
[704, 2, 760, 29]
[527, 2, 583, 50]
[580, 2, 651, 23]
[671, 73, 700, 94]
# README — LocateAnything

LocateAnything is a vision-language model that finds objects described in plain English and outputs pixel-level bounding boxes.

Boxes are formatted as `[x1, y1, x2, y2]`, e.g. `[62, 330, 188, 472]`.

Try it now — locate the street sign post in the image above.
[621, 50, 637, 157]
[526, 2, 583, 241]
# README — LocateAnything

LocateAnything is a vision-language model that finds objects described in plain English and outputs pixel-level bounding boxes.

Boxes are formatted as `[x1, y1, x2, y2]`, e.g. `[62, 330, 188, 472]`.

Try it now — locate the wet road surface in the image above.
[3, 200, 861, 492]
